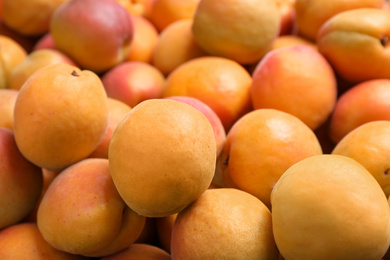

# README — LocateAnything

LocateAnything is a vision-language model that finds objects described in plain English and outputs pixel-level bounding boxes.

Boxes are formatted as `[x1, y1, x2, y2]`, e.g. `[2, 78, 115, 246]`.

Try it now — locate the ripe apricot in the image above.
[251, 45, 337, 131]
[218, 108, 322, 208]
[109, 99, 216, 217]
[192, 0, 280, 64]
[13, 63, 109, 171]
[162, 56, 252, 131]
[332, 121, 390, 197]
[272, 154, 390, 260]
[171, 188, 279, 259]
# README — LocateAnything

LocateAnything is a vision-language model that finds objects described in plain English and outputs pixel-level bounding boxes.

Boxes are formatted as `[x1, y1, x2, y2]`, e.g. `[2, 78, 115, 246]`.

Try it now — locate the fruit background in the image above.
[1, 0, 390, 259]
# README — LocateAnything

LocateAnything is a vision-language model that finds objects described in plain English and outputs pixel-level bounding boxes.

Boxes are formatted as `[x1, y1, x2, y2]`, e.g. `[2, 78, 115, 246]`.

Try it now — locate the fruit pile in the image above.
[1, 0, 390, 259]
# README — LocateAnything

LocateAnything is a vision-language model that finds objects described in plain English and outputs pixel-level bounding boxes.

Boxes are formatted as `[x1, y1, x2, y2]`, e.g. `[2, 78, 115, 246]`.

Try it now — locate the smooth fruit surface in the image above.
[171, 188, 279, 259]
[294, 0, 383, 41]
[271, 154, 390, 260]
[0, 89, 18, 130]
[125, 14, 159, 63]
[9, 48, 77, 90]
[329, 79, 390, 143]
[0, 35, 27, 89]
[162, 56, 252, 131]
[100, 243, 171, 260]
[317, 8, 390, 83]
[13, 63, 109, 171]
[109, 99, 216, 217]
[332, 121, 390, 197]
[2, 0, 69, 36]
[218, 108, 322, 208]
[152, 19, 206, 76]
[50, 0, 134, 73]
[0, 223, 87, 260]
[251, 45, 337, 130]
[37, 158, 146, 257]
[149, 0, 200, 32]
[165, 96, 226, 157]
[101, 61, 165, 108]
[89, 98, 132, 159]
[0, 128, 43, 230]
[192, 0, 280, 64]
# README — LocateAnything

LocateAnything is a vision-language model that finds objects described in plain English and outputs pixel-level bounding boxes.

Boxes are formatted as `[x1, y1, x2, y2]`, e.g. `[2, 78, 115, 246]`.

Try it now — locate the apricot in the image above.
[192, 0, 280, 64]
[23, 168, 60, 223]
[37, 158, 146, 257]
[0, 128, 43, 230]
[151, 19, 206, 76]
[332, 121, 390, 197]
[329, 79, 390, 143]
[108, 99, 216, 217]
[101, 61, 165, 108]
[276, 0, 296, 35]
[165, 96, 226, 157]
[218, 108, 322, 208]
[149, 0, 200, 32]
[271, 154, 390, 260]
[162, 56, 253, 131]
[295, 0, 383, 41]
[171, 188, 279, 259]
[33, 32, 57, 51]
[9, 48, 77, 90]
[0, 35, 27, 89]
[100, 243, 171, 260]
[271, 35, 317, 50]
[13, 63, 109, 171]
[251, 45, 337, 131]
[317, 8, 390, 83]
[50, 0, 134, 73]
[2, 0, 68, 36]
[122, 0, 155, 19]
[89, 98, 132, 159]
[0, 223, 87, 260]
[125, 14, 159, 63]
[0, 89, 18, 130]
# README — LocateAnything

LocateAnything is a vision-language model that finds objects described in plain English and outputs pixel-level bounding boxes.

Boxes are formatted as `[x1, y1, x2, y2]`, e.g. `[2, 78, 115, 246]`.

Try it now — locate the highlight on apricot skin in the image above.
[218, 108, 323, 208]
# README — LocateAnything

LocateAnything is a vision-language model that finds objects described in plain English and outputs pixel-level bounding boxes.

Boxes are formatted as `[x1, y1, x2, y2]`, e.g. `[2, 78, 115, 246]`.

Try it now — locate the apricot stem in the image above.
[381, 36, 389, 47]
[223, 155, 229, 166]
[71, 70, 79, 77]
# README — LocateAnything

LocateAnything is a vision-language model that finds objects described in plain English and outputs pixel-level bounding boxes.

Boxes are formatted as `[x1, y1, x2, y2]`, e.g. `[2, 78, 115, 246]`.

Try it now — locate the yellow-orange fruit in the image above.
[332, 121, 390, 197]
[171, 188, 279, 259]
[108, 99, 216, 217]
[13, 63, 109, 172]
[272, 154, 390, 260]
[218, 108, 323, 208]
[192, 0, 281, 64]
